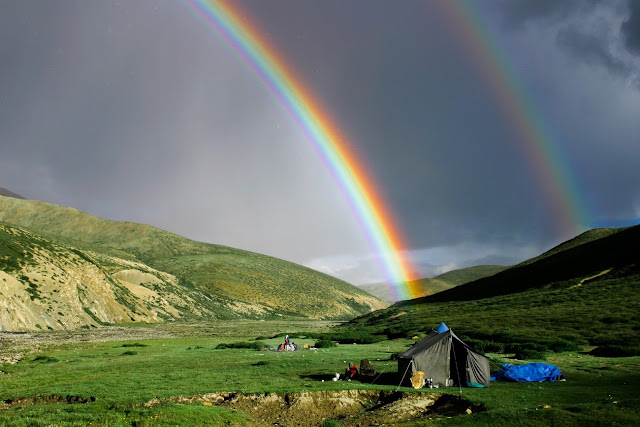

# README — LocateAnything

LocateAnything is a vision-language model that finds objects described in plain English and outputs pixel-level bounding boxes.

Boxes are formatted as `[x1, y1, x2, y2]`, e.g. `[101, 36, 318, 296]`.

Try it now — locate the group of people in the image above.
[277, 335, 298, 351]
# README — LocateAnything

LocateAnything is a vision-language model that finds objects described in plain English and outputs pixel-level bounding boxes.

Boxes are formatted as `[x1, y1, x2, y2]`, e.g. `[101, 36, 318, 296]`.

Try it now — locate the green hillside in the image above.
[422, 225, 640, 302]
[410, 264, 508, 298]
[337, 225, 640, 357]
[0, 196, 387, 330]
[359, 265, 506, 303]
[434, 264, 507, 285]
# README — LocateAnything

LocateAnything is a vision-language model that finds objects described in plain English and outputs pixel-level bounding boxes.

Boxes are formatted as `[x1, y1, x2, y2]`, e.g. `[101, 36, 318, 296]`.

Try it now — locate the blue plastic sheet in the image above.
[491, 363, 563, 382]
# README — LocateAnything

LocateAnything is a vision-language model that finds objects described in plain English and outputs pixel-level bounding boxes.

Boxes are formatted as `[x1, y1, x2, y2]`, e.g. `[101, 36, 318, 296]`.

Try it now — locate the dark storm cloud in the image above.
[622, 0, 640, 54]
[496, 0, 640, 84]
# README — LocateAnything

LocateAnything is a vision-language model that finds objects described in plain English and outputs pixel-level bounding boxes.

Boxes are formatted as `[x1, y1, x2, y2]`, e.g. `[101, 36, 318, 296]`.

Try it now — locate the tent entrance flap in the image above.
[450, 335, 467, 386]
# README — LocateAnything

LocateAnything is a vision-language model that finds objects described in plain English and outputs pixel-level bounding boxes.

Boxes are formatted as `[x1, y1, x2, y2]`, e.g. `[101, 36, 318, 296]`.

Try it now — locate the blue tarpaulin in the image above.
[491, 363, 563, 382]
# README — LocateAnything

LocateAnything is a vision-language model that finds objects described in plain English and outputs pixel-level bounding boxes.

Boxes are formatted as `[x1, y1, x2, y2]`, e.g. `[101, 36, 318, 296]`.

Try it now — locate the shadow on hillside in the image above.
[300, 372, 401, 386]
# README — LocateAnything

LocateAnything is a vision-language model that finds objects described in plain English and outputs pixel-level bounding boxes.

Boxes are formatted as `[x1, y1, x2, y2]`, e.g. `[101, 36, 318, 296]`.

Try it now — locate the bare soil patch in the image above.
[1, 394, 96, 409]
[147, 390, 482, 426]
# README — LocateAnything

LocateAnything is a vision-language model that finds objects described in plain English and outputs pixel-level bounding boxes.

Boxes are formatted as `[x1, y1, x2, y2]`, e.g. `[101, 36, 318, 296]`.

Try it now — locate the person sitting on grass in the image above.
[345, 363, 358, 380]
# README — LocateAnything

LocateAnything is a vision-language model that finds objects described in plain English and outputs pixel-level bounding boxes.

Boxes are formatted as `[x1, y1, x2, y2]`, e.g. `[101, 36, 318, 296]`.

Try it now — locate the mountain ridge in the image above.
[0, 187, 25, 200]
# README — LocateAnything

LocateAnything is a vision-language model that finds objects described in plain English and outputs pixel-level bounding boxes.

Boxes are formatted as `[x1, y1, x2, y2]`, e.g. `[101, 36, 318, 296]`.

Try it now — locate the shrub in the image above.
[513, 348, 546, 360]
[314, 339, 336, 348]
[32, 355, 58, 363]
[384, 322, 411, 339]
[334, 332, 384, 344]
[548, 338, 582, 353]
[307, 331, 384, 345]
[215, 341, 267, 350]
[589, 345, 640, 357]
[483, 341, 506, 353]
[506, 343, 547, 360]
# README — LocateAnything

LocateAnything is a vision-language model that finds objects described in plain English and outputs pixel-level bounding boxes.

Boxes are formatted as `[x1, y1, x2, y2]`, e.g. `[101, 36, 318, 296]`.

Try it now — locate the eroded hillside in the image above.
[0, 223, 220, 331]
[0, 196, 387, 330]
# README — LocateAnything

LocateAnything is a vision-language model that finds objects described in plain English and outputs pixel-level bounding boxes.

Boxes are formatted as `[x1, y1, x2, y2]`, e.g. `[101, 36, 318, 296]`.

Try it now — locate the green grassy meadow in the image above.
[1, 321, 638, 426]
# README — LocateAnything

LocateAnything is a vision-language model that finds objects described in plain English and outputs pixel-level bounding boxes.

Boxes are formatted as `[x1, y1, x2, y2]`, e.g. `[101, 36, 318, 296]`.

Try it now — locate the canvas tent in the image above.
[397, 324, 490, 388]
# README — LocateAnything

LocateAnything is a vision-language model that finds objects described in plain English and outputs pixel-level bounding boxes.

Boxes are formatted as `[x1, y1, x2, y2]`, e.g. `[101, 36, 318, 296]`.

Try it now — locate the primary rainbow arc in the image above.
[187, 0, 419, 300]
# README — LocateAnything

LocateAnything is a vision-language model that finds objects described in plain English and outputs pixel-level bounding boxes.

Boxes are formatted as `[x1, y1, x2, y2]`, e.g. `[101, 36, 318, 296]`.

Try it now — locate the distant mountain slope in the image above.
[359, 265, 506, 303]
[410, 225, 640, 304]
[431, 265, 507, 286]
[514, 227, 625, 267]
[340, 225, 640, 354]
[0, 188, 25, 199]
[0, 196, 387, 330]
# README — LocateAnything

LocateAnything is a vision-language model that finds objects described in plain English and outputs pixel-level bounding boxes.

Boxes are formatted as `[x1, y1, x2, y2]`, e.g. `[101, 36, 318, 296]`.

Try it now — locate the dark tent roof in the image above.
[397, 330, 443, 359]
[397, 329, 487, 361]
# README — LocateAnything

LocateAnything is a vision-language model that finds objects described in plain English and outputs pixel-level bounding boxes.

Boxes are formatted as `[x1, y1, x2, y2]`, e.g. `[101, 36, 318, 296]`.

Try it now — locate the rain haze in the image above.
[1, 0, 639, 287]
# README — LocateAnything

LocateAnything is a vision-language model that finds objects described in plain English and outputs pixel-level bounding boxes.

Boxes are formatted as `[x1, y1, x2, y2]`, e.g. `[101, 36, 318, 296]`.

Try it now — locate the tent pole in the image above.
[396, 359, 413, 391]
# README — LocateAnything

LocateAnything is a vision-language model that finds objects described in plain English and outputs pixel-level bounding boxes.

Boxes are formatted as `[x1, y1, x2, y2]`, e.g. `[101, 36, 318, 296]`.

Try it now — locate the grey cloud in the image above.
[496, 1, 639, 87]
[557, 25, 633, 77]
[497, 0, 599, 28]
[622, 0, 640, 54]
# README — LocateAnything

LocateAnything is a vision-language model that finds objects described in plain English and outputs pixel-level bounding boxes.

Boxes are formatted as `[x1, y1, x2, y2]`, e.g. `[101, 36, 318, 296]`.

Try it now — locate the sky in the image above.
[1, 0, 639, 287]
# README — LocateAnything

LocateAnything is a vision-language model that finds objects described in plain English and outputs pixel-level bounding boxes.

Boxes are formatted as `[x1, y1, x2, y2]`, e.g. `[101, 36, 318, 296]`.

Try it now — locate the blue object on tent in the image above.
[435, 322, 449, 333]
[491, 363, 563, 382]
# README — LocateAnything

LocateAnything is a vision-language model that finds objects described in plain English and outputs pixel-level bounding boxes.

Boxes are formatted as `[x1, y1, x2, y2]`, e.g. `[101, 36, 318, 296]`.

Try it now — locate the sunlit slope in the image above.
[0, 223, 220, 331]
[0, 196, 387, 330]
[0, 196, 215, 259]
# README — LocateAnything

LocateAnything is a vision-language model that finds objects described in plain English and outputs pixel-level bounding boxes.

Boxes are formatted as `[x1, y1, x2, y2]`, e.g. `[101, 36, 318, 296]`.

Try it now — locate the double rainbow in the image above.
[187, 0, 419, 300]
[185, 1, 589, 301]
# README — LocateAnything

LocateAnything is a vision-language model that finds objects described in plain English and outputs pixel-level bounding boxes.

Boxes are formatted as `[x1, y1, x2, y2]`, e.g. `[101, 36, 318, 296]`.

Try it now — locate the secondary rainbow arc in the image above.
[436, 1, 590, 238]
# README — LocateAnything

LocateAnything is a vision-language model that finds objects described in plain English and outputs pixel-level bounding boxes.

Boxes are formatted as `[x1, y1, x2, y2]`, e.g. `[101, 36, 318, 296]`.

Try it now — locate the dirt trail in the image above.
[570, 268, 612, 289]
